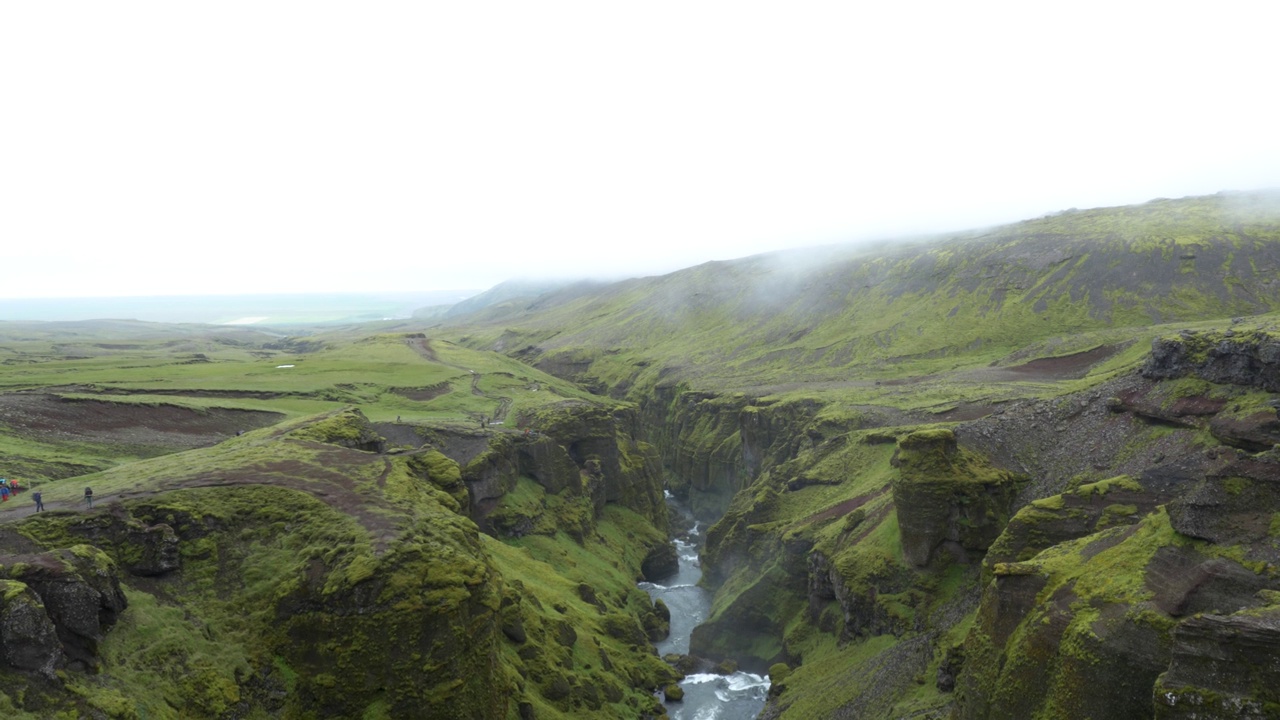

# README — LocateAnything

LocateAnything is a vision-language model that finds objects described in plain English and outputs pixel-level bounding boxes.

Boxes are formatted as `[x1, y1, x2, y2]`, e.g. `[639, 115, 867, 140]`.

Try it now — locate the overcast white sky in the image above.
[3, 2, 1279, 298]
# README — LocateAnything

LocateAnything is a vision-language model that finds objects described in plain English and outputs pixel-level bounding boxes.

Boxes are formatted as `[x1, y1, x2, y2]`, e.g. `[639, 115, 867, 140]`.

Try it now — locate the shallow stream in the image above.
[640, 495, 769, 720]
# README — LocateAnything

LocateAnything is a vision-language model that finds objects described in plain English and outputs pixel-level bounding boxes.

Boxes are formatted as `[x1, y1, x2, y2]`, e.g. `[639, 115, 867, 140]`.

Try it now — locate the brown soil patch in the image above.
[1005, 344, 1122, 380]
[93, 387, 287, 400]
[1168, 396, 1228, 416]
[0, 393, 283, 450]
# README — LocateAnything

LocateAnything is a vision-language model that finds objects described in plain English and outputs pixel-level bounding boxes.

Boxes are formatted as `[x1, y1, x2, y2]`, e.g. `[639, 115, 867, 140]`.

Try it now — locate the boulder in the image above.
[0, 545, 128, 671]
[1209, 411, 1280, 452]
[0, 579, 63, 676]
[640, 542, 679, 582]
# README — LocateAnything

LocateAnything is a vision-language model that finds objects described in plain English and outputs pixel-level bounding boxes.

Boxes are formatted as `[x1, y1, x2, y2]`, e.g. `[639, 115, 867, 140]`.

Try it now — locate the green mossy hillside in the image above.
[0, 401, 678, 719]
[446, 192, 1280, 399]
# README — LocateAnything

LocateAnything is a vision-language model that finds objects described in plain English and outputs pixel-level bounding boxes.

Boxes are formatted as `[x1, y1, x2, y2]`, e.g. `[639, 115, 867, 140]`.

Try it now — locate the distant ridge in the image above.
[442, 190, 1280, 389]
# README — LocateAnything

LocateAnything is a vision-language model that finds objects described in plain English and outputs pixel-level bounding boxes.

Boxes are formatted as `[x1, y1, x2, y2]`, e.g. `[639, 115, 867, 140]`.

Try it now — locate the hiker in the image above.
[84, 487, 94, 509]
[33, 491, 43, 512]
[0, 485, 8, 503]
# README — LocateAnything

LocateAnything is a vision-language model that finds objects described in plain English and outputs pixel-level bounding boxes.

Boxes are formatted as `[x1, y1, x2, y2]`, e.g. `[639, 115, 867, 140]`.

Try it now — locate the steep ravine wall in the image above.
[637, 385, 824, 522]
[644, 331, 1280, 719]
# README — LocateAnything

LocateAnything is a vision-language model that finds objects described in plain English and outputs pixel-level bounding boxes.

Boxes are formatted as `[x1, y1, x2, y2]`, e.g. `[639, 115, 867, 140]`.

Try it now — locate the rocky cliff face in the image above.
[1154, 606, 1280, 718]
[1142, 329, 1280, 392]
[891, 429, 1024, 567]
[0, 545, 128, 675]
[638, 387, 827, 523]
[607, 325, 1280, 718]
[950, 337, 1280, 720]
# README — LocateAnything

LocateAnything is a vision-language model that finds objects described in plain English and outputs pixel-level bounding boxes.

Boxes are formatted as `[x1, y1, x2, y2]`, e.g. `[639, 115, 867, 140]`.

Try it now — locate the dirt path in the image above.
[406, 337, 439, 362]
[406, 337, 510, 424]
[0, 491, 121, 521]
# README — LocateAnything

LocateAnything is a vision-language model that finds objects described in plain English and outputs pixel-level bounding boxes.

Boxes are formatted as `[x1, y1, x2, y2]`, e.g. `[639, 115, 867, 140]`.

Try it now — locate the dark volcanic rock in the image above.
[956, 565, 1172, 720]
[891, 429, 1024, 567]
[1154, 606, 1280, 719]
[124, 522, 180, 576]
[1209, 411, 1280, 452]
[1144, 546, 1274, 617]
[0, 545, 128, 672]
[3, 546, 128, 669]
[1142, 331, 1280, 391]
[0, 579, 63, 676]
[517, 436, 582, 495]
[935, 644, 964, 693]
[1167, 450, 1280, 544]
[640, 542, 679, 582]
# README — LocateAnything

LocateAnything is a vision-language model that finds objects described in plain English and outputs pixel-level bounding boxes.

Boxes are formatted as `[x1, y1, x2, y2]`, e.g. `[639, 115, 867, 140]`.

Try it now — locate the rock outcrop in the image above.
[1142, 329, 1280, 392]
[1167, 449, 1280, 546]
[1154, 605, 1280, 719]
[0, 545, 129, 673]
[24, 507, 181, 577]
[891, 430, 1024, 567]
[983, 473, 1173, 577]
[0, 579, 62, 676]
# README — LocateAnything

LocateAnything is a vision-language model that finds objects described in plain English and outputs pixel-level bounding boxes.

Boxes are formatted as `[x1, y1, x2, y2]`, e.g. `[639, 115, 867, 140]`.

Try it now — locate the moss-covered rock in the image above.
[517, 434, 583, 495]
[14, 508, 180, 577]
[640, 542, 679, 582]
[983, 474, 1166, 580]
[891, 430, 1025, 567]
[0, 579, 62, 676]
[0, 545, 128, 671]
[274, 508, 510, 719]
[412, 449, 471, 512]
[1142, 329, 1280, 392]
[952, 509, 1271, 720]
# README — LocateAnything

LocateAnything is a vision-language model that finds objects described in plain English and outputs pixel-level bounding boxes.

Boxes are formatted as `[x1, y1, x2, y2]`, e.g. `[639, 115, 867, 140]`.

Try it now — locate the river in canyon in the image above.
[640, 494, 770, 720]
